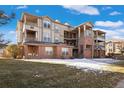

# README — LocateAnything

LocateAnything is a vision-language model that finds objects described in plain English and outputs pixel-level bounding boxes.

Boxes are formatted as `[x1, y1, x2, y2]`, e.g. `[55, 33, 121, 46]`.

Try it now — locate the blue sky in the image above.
[0, 5, 124, 43]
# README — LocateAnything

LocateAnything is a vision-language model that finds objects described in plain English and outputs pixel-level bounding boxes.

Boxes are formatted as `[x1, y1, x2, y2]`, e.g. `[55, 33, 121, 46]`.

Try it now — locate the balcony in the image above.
[95, 36, 105, 41]
[24, 38, 38, 43]
[23, 22, 38, 32]
[94, 45, 105, 50]
[96, 42, 105, 46]
[23, 30, 38, 43]
[26, 38, 37, 42]
[64, 37, 78, 40]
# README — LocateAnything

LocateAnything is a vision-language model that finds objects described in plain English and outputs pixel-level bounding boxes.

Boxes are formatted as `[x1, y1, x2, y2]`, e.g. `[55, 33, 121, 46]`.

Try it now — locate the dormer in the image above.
[55, 19, 60, 23]
[64, 22, 70, 26]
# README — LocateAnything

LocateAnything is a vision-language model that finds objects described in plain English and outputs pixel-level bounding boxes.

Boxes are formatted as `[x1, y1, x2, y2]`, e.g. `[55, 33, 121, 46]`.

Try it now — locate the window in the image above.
[43, 31, 51, 42]
[55, 39, 59, 43]
[43, 37, 51, 42]
[44, 37, 47, 41]
[44, 23, 47, 28]
[45, 47, 53, 55]
[43, 21, 51, 29]
[109, 43, 112, 47]
[55, 26, 59, 32]
[109, 49, 111, 52]
[48, 37, 51, 42]
[55, 37, 59, 43]
[62, 48, 68, 56]
[111, 49, 112, 52]
[85, 30, 92, 37]
[48, 23, 51, 28]
[109, 49, 112, 52]
[86, 45, 92, 49]
[80, 45, 83, 53]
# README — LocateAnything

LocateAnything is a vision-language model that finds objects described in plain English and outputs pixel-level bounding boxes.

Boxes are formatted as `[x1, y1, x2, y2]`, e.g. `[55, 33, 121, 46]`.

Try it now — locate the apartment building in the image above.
[16, 13, 105, 59]
[106, 39, 124, 56]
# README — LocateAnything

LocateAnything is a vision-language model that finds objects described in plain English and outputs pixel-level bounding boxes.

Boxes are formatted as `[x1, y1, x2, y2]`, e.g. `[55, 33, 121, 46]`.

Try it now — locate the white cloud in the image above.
[95, 20, 124, 28]
[35, 9, 40, 13]
[62, 5, 100, 15]
[111, 36, 124, 40]
[102, 6, 112, 10]
[16, 5, 28, 9]
[94, 28, 119, 36]
[94, 28, 124, 40]
[117, 29, 124, 33]
[9, 31, 15, 34]
[109, 11, 122, 16]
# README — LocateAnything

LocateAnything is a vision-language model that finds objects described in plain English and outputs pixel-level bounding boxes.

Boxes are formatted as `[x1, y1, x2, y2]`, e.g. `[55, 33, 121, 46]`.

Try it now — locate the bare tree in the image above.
[0, 10, 15, 26]
[5, 44, 21, 58]
[0, 33, 11, 48]
[0, 10, 15, 48]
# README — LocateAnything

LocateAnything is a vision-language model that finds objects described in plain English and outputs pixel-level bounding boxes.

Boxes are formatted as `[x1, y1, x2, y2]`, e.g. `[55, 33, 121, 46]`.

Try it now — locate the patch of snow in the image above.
[92, 58, 119, 63]
[24, 58, 119, 72]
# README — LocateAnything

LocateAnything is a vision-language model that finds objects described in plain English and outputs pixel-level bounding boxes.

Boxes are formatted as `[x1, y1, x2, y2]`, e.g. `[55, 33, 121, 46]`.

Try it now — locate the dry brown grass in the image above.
[0, 59, 124, 88]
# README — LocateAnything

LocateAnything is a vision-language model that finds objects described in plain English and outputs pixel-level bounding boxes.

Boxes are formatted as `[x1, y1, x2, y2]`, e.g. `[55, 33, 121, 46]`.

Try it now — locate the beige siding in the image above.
[37, 18, 42, 41]
[16, 21, 23, 43]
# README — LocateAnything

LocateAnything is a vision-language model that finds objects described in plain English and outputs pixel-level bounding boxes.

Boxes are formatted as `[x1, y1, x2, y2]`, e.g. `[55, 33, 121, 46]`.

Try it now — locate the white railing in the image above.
[95, 36, 105, 41]
[23, 23, 38, 31]
[24, 38, 38, 42]
[95, 45, 105, 50]
[97, 42, 105, 46]
[26, 22, 38, 27]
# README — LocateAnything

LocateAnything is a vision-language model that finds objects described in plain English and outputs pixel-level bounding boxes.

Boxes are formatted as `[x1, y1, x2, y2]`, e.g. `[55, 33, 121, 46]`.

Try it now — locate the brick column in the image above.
[24, 45, 28, 59]
[91, 28, 94, 58]
[78, 27, 81, 54]
[38, 46, 45, 59]
[69, 47, 73, 58]
[56, 46, 61, 58]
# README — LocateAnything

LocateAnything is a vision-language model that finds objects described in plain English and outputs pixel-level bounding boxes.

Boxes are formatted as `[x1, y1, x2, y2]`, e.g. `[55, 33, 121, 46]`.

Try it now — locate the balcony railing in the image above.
[23, 22, 38, 32]
[94, 45, 105, 50]
[24, 38, 38, 42]
[95, 42, 105, 46]
[26, 22, 38, 27]
[64, 37, 78, 40]
[95, 36, 105, 41]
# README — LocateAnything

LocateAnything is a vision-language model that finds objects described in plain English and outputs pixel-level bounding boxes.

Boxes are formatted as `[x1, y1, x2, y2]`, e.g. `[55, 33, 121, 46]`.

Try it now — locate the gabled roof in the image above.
[42, 16, 53, 21]
[20, 12, 95, 31]
[83, 22, 94, 27]
[106, 39, 124, 43]
[93, 30, 106, 34]
[21, 12, 39, 21]
[74, 21, 94, 29]
[21, 12, 73, 27]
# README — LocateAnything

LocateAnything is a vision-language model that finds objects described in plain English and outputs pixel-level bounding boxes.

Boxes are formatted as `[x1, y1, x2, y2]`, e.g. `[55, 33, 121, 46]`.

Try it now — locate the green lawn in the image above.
[0, 59, 124, 88]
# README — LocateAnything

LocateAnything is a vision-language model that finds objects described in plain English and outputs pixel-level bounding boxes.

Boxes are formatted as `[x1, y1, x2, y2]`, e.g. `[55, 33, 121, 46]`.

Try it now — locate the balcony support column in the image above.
[24, 30, 27, 42]
[83, 25, 86, 36]
[78, 27, 81, 39]
[24, 15, 27, 24]
[36, 31, 38, 40]
[78, 27, 81, 55]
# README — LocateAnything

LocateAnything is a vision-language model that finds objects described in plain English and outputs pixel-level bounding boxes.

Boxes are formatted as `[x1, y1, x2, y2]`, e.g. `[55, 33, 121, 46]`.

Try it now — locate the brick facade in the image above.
[22, 44, 73, 59]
